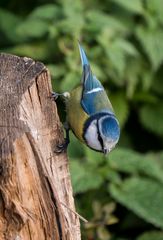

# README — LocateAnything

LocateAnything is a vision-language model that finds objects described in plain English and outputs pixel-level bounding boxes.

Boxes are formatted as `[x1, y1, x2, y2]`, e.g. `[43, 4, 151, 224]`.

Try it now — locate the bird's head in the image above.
[84, 113, 120, 154]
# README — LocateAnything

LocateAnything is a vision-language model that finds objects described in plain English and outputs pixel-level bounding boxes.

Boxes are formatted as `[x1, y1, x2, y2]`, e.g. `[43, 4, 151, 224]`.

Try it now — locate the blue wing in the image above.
[78, 44, 113, 115]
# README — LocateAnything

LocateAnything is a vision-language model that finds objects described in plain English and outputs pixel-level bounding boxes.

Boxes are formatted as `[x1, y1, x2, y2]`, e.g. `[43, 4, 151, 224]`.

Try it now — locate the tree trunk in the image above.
[0, 53, 81, 240]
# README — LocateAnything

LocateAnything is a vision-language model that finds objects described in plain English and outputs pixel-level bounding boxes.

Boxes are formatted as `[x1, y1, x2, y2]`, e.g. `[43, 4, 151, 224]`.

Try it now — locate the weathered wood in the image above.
[0, 53, 80, 240]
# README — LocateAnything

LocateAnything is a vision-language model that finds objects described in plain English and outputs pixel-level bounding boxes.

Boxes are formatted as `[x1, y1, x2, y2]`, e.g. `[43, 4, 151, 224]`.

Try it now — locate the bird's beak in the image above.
[103, 148, 108, 155]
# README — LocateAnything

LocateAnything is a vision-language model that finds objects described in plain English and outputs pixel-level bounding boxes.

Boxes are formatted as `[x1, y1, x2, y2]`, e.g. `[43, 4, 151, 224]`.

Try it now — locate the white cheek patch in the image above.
[84, 120, 102, 151]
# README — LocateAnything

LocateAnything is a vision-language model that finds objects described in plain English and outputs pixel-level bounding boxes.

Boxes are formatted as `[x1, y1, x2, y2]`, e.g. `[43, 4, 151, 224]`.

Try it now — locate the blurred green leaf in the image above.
[68, 133, 84, 158]
[90, 62, 106, 81]
[57, 16, 84, 35]
[16, 18, 49, 39]
[116, 39, 138, 56]
[58, 0, 84, 35]
[70, 160, 103, 194]
[99, 167, 121, 184]
[136, 27, 163, 70]
[108, 148, 163, 183]
[29, 4, 61, 21]
[86, 10, 128, 33]
[140, 70, 154, 92]
[152, 73, 163, 95]
[61, 0, 83, 17]
[109, 177, 163, 228]
[97, 226, 112, 240]
[60, 71, 80, 92]
[140, 103, 163, 136]
[151, 151, 163, 169]
[106, 42, 126, 78]
[3, 42, 49, 60]
[47, 64, 66, 79]
[146, 0, 163, 24]
[133, 91, 158, 104]
[125, 59, 141, 98]
[109, 92, 129, 128]
[111, 0, 143, 14]
[0, 8, 21, 43]
[84, 146, 104, 166]
[137, 231, 163, 240]
[102, 39, 137, 79]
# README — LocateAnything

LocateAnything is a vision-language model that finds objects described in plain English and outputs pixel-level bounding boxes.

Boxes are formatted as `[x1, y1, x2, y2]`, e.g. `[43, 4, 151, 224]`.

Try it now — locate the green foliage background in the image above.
[1, 0, 163, 239]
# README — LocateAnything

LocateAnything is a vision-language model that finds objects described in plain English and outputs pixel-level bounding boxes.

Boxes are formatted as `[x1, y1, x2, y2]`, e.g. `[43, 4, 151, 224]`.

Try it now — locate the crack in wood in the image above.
[35, 77, 42, 107]
[45, 176, 63, 239]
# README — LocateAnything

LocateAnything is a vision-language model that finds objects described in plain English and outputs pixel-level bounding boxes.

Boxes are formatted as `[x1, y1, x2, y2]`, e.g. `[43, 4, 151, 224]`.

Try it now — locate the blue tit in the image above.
[52, 44, 120, 154]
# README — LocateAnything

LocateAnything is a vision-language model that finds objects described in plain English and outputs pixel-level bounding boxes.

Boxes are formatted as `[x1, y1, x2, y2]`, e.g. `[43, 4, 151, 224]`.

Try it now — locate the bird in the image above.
[52, 43, 120, 154]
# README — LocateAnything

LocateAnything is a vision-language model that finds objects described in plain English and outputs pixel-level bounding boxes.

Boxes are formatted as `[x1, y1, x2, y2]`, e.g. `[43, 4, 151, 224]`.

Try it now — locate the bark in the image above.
[0, 53, 81, 240]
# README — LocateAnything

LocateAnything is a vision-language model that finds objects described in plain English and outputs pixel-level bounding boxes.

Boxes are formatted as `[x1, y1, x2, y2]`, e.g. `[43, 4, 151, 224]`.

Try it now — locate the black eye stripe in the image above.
[83, 111, 115, 134]
[97, 119, 104, 150]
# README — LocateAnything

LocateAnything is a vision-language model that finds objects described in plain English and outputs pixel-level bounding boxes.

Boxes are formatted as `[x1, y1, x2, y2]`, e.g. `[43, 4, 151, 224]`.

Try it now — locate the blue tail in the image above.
[78, 43, 89, 66]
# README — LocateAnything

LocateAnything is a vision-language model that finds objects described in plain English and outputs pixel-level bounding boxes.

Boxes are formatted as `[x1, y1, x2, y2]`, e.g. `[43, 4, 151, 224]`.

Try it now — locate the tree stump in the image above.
[0, 53, 81, 240]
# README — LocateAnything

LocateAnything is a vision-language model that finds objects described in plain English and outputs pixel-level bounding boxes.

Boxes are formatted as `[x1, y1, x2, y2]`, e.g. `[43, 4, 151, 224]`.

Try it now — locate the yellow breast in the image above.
[66, 86, 89, 142]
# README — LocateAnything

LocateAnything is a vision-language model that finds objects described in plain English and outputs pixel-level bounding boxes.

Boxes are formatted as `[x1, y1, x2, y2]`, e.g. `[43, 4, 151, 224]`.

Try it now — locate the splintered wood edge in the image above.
[0, 53, 81, 240]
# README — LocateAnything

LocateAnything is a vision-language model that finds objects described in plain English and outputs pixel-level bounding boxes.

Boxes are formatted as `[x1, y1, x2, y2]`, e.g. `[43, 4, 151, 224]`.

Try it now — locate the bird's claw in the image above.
[54, 139, 69, 153]
[51, 92, 59, 100]
[50, 91, 70, 101]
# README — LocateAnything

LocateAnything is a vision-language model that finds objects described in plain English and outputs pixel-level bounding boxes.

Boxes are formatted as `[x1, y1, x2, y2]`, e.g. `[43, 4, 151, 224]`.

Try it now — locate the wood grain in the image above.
[0, 53, 80, 240]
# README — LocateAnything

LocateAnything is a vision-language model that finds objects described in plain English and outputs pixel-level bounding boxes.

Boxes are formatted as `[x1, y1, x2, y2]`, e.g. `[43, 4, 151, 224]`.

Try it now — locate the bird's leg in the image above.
[51, 91, 70, 153]
[55, 122, 70, 153]
[51, 91, 70, 100]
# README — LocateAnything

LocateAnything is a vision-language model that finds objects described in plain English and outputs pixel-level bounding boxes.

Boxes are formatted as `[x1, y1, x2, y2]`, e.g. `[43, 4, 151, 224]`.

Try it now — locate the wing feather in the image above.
[78, 44, 113, 115]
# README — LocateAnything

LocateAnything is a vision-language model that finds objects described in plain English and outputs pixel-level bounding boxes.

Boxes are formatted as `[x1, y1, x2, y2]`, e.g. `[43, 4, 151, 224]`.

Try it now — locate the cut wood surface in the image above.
[0, 53, 80, 240]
